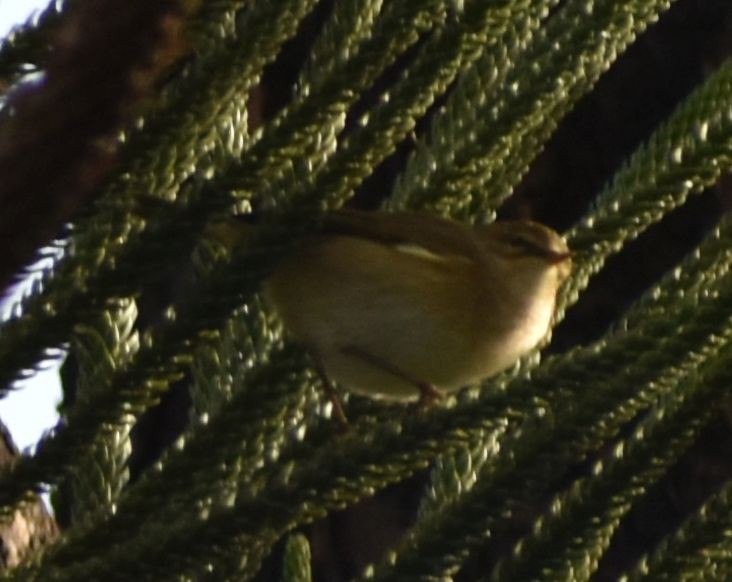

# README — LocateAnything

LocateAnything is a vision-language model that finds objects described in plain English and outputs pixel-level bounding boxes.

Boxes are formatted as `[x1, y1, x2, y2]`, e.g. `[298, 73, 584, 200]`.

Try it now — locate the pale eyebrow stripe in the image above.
[393, 242, 473, 264]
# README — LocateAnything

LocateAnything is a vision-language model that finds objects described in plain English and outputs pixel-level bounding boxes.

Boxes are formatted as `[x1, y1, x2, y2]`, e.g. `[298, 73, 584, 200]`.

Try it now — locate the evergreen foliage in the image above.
[0, 0, 731, 579]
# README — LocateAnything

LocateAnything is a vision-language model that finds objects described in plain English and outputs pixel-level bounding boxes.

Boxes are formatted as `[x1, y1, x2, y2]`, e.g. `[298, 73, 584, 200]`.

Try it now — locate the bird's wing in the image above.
[322, 209, 480, 261]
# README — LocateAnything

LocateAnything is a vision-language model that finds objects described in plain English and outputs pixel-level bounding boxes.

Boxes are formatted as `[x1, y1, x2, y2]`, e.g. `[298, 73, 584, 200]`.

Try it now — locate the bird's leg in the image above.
[415, 381, 443, 408]
[311, 356, 349, 426]
[341, 345, 443, 408]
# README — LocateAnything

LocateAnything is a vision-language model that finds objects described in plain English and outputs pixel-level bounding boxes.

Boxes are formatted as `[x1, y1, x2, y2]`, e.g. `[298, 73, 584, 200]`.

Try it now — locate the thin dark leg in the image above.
[341, 345, 443, 407]
[311, 357, 348, 426]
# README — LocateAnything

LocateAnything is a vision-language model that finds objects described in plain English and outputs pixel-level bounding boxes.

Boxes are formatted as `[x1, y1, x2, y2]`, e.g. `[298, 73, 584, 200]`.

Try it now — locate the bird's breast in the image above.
[470, 267, 560, 378]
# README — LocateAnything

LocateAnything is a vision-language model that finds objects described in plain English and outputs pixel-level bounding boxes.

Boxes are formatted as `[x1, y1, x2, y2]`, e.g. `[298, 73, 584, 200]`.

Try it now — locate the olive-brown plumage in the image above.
[263, 210, 572, 401]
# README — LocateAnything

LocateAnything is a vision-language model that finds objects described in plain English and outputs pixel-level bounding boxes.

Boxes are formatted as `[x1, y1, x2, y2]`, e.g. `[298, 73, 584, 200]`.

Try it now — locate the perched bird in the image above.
[230, 210, 572, 415]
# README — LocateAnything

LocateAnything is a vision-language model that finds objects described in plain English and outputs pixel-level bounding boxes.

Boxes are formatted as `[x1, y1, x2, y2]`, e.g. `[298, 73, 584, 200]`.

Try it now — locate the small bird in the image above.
[248, 209, 572, 415]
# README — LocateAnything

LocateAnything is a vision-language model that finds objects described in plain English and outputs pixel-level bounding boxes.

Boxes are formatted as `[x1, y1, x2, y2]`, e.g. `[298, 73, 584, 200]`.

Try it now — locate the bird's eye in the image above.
[507, 235, 542, 255]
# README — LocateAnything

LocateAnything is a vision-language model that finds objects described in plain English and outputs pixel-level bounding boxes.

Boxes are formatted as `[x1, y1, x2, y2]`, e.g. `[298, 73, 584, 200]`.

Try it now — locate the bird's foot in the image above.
[416, 382, 443, 410]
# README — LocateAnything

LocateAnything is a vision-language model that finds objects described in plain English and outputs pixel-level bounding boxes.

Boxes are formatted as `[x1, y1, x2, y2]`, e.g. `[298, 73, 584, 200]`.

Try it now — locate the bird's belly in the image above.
[302, 291, 478, 401]
[327, 294, 555, 400]
[319, 305, 552, 401]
